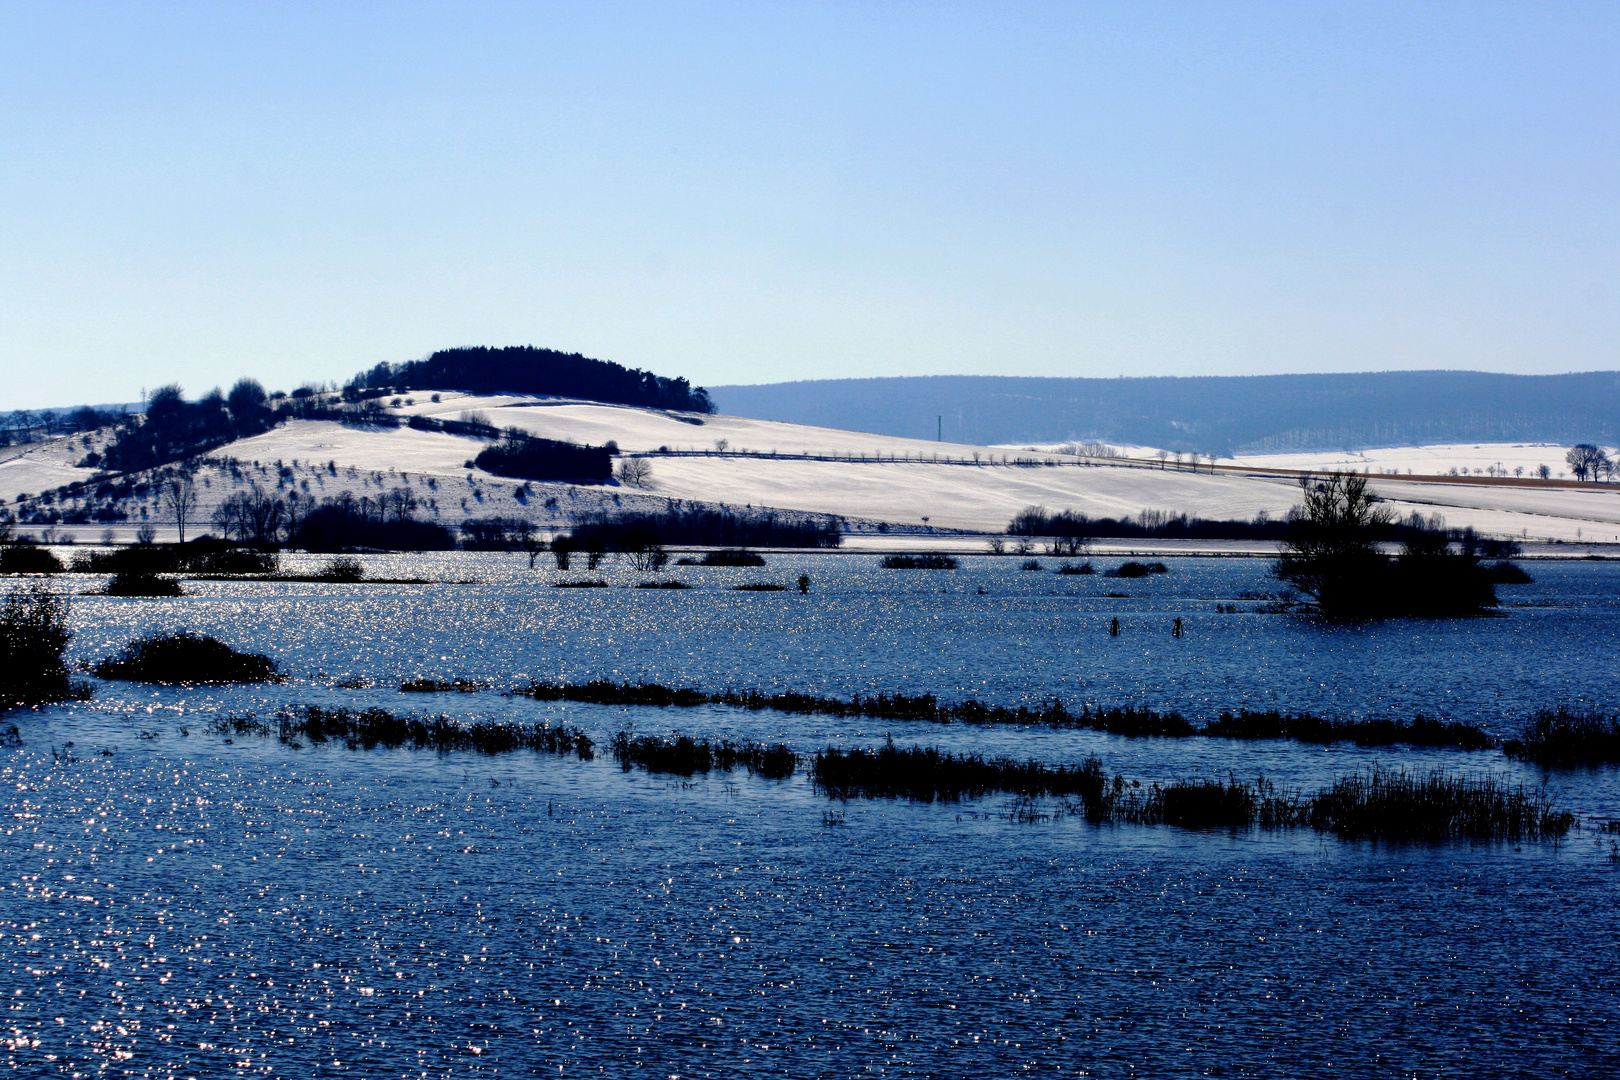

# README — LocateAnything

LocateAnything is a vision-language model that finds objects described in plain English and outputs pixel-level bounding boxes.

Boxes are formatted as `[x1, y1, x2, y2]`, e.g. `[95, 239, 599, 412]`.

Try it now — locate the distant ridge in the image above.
[711, 371, 1620, 455]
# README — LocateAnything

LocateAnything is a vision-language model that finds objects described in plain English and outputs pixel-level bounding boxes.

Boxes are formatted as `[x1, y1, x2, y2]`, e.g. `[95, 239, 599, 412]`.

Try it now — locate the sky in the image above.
[1, 1, 1616, 409]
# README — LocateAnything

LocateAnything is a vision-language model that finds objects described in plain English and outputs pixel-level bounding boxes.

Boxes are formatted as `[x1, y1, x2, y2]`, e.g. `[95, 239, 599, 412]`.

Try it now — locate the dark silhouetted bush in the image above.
[1106, 561, 1168, 578]
[701, 549, 767, 566]
[0, 586, 80, 708]
[881, 553, 958, 569]
[94, 632, 280, 684]
[0, 543, 64, 574]
[104, 572, 183, 596]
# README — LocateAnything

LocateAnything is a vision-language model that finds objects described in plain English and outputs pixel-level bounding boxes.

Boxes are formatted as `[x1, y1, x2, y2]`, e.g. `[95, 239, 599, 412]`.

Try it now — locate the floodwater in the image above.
[3, 552, 1618, 1077]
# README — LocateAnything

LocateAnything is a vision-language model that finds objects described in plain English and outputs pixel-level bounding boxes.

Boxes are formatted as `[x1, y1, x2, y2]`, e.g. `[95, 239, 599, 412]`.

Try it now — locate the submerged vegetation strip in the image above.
[609, 733, 796, 779]
[512, 679, 1497, 750]
[807, 746, 1574, 841]
[209, 705, 594, 757]
[1502, 707, 1620, 766]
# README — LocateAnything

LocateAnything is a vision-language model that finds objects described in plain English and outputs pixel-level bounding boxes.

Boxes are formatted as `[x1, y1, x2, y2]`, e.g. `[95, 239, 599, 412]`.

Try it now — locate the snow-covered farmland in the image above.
[7, 393, 1620, 546]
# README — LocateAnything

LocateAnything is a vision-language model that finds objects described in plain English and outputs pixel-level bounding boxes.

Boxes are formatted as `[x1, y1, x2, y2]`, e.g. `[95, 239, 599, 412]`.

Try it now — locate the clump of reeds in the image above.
[400, 678, 486, 693]
[1056, 562, 1093, 575]
[94, 631, 280, 684]
[103, 572, 184, 597]
[208, 705, 594, 758]
[1105, 561, 1169, 578]
[1019, 559, 1042, 572]
[811, 744, 1110, 803]
[1306, 767, 1572, 841]
[699, 549, 766, 567]
[809, 745, 1571, 841]
[1205, 709, 1493, 750]
[733, 582, 787, 591]
[881, 554, 959, 569]
[552, 579, 610, 588]
[635, 580, 692, 589]
[610, 732, 794, 778]
[512, 680, 1195, 736]
[1502, 707, 1620, 766]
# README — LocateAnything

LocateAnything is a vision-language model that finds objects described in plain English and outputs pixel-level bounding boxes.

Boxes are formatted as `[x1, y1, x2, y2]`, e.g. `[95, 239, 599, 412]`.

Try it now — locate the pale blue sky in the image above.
[2, 1, 1616, 407]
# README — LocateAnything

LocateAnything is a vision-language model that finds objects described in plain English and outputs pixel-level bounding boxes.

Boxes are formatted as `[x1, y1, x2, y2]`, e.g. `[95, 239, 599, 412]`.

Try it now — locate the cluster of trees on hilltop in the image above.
[348, 346, 714, 413]
[93, 381, 281, 474]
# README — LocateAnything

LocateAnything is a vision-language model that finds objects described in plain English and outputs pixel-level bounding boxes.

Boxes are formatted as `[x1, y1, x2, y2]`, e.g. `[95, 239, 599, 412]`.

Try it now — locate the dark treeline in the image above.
[290, 497, 456, 552]
[1009, 506, 1291, 542]
[511, 678, 1498, 751]
[474, 428, 612, 483]
[1, 406, 127, 448]
[349, 346, 714, 413]
[565, 505, 843, 550]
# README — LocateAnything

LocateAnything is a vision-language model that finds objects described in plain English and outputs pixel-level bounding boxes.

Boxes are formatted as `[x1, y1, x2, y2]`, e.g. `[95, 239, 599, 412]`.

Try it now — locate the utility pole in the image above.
[937, 415, 942, 442]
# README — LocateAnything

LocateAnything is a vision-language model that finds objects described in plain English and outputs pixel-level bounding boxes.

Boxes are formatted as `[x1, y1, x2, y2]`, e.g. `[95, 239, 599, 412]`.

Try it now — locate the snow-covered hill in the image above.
[7, 392, 1620, 546]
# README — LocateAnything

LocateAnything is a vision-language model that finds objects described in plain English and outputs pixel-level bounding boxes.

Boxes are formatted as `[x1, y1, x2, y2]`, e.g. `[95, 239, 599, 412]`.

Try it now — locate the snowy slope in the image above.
[10, 392, 1620, 545]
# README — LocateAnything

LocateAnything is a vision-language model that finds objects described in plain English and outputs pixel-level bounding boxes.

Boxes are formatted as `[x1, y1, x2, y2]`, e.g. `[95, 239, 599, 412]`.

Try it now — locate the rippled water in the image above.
[4, 553, 1619, 1076]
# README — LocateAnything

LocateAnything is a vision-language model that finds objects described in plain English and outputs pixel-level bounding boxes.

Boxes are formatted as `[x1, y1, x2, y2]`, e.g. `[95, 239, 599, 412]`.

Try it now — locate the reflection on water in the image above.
[3, 553, 1619, 1075]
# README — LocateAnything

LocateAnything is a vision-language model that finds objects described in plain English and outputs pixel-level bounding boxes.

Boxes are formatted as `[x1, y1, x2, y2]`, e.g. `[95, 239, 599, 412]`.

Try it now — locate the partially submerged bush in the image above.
[552, 579, 609, 588]
[635, 580, 692, 589]
[1056, 562, 1093, 575]
[881, 553, 959, 569]
[1106, 561, 1168, 578]
[0, 586, 81, 708]
[0, 543, 64, 575]
[94, 631, 280, 684]
[104, 572, 184, 597]
[400, 678, 485, 693]
[315, 557, 365, 583]
[700, 549, 766, 566]
[734, 582, 787, 591]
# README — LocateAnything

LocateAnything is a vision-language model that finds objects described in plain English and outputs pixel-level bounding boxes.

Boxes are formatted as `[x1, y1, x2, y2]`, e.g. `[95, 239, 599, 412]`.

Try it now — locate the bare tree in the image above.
[615, 457, 653, 487]
[1566, 444, 1611, 482]
[162, 476, 196, 544]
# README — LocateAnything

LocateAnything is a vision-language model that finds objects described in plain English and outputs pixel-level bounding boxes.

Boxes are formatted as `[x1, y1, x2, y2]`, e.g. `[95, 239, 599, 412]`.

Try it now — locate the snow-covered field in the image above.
[7, 392, 1620, 546]
[1227, 442, 1601, 480]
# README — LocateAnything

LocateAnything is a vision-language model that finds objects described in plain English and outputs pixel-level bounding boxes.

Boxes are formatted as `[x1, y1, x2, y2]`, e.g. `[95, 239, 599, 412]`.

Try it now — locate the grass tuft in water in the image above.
[635, 580, 693, 589]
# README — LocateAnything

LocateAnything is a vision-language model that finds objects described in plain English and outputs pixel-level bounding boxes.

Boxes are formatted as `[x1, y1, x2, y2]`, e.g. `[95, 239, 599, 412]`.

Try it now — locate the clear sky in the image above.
[1, 1, 1616, 408]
